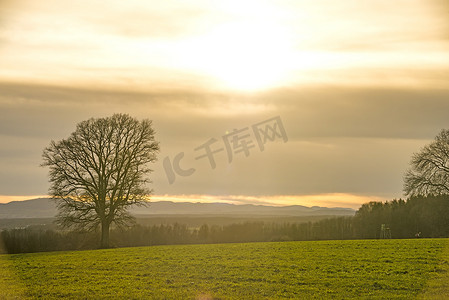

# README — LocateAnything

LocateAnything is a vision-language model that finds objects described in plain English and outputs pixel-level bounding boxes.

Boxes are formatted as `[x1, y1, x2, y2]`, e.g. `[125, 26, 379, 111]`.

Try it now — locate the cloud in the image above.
[267, 87, 449, 140]
[87, 2, 224, 38]
[282, 0, 449, 51]
[2, 82, 449, 141]
[0, 0, 448, 91]
[0, 82, 447, 203]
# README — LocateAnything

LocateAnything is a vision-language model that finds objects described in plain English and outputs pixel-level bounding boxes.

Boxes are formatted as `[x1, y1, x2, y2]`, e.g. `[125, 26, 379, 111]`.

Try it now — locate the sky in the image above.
[0, 0, 449, 208]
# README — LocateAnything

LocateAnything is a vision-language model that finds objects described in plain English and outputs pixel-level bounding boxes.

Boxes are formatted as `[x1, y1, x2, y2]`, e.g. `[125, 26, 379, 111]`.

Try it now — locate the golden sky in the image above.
[1, 0, 448, 91]
[0, 0, 448, 208]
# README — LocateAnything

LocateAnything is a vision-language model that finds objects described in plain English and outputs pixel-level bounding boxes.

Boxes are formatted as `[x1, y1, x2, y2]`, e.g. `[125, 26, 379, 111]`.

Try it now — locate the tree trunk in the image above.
[100, 220, 110, 248]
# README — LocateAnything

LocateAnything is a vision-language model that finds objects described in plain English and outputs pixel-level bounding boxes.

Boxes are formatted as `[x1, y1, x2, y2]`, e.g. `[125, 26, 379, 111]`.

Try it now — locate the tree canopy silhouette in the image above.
[404, 129, 449, 197]
[42, 114, 159, 248]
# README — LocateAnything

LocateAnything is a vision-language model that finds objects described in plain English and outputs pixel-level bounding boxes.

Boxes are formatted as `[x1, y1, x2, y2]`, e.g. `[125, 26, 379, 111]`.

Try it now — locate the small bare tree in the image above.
[404, 129, 449, 197]
[42, 114, 159, 248]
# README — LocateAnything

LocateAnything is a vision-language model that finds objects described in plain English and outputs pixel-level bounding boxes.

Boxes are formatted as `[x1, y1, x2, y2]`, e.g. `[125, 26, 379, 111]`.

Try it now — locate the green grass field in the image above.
[1, 239, 449, 299]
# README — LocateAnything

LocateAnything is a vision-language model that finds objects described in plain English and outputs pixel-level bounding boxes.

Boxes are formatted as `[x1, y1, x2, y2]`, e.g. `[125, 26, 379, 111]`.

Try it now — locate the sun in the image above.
[157, 1, 336, 92]
[201, 22, 293, 91]
[178, 20, 296, 92]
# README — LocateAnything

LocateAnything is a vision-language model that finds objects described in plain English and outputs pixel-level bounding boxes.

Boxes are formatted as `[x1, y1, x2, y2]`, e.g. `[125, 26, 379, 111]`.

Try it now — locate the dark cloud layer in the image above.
[1, 82, 448, 199]
[2, 82, 449, 140]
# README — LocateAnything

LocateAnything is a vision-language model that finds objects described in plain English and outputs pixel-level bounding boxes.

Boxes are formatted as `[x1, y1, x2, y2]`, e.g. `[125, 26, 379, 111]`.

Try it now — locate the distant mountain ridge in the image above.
[0, 198, 355, 219]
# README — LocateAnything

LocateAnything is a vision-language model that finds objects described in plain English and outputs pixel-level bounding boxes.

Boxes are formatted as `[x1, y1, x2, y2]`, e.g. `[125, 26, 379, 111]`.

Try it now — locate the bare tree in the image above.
[42, 114, 159, 248]
[404, 129, 449, 197]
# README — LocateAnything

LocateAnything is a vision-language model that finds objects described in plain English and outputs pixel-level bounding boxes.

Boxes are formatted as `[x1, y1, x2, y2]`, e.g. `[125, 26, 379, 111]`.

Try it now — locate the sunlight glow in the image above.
[152, 194, 384, 209]
[178, 21, 294, 91]
[1, 0, 447, 92]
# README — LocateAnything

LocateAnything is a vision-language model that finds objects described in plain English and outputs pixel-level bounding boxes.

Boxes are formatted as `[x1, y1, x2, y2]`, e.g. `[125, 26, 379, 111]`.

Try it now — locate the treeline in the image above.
[0, 219, 352, 254]
[354, 195, 449, 238]
[2, 195, 449, 254]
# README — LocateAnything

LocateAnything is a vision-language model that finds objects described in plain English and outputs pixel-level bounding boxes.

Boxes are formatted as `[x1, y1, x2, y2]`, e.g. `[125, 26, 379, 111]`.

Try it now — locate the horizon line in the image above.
[0, 193, 390, 209]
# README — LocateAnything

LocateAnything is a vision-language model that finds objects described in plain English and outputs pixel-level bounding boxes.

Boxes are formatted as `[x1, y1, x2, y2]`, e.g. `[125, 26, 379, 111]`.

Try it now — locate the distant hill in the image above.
[0, 198, 355, 219]
[0, 198, 57, 218]
[134, 201, 355, 216]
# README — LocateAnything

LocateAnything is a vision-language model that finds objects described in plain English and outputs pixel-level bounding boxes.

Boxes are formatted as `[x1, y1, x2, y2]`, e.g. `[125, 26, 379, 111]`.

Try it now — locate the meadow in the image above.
[1, 238, 448, 299]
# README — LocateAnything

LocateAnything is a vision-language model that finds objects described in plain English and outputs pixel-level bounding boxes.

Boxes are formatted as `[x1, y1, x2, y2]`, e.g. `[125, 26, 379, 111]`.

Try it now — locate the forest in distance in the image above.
[2, 195, 449, 254]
